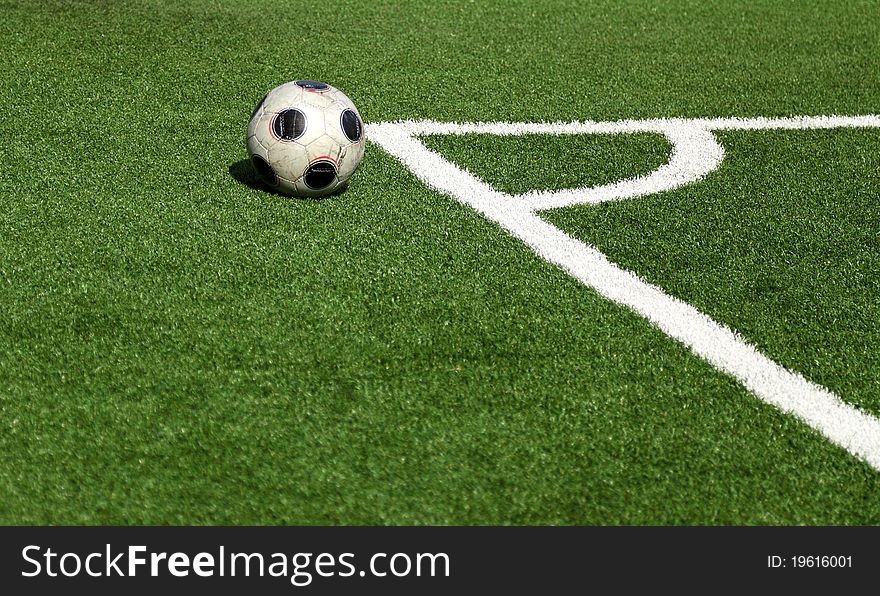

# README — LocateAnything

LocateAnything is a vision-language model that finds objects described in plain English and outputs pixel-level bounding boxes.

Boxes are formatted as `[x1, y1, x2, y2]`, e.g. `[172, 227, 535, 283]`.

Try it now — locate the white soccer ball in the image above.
[246, 80, 365, 198]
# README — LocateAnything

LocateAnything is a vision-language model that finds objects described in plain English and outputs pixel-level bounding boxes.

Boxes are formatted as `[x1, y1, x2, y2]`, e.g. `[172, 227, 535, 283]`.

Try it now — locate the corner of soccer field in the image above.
[1, 0, 879, 525]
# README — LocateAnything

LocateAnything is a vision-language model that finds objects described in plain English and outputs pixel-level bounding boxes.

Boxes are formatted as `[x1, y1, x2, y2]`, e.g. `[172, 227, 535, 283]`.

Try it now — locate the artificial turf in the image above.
[545, 128, 880, 418]
[1, 0, 879, 524]
[421, 133, 672, 195]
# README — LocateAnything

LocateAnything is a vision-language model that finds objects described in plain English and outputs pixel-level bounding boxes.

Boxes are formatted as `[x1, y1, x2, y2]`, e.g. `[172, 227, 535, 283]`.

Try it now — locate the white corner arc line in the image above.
[517, 124, 725, 211]
[367, 115, 880, 471]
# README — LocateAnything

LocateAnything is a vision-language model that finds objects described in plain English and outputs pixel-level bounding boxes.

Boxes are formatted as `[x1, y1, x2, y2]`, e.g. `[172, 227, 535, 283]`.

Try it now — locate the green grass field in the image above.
[1, 0, 879, 524]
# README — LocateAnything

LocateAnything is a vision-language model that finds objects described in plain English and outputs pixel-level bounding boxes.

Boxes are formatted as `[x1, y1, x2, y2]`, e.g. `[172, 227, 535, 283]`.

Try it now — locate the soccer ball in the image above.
[246, 80, 365, 198]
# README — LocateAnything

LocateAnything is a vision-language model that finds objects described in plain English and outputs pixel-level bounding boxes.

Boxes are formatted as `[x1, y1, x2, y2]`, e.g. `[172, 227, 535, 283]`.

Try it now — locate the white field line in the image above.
[393, 114, 880, 136]
[518, 125, 724, 211]
[367, 116, 880, 470]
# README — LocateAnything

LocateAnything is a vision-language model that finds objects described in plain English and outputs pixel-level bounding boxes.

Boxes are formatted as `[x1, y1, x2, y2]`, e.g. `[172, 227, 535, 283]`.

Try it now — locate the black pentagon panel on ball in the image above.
[271, 108, 306, 141]
[340, 109, 362, 142]
[249, 94, 267, 121]
[303, 160, 337, 190]
[251, 154, 278, 186]
[295, 80, 329, 91]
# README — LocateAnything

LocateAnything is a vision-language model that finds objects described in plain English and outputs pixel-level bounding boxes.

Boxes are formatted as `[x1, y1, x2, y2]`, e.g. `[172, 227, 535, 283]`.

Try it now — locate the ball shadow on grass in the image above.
[228, 158, 283, 196]
[228, 158, 350, 199]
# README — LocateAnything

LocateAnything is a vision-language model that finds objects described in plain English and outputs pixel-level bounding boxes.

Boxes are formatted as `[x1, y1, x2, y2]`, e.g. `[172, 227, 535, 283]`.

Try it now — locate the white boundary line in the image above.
[367, 115, 880, 471]
[393, 114, 880, 136]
